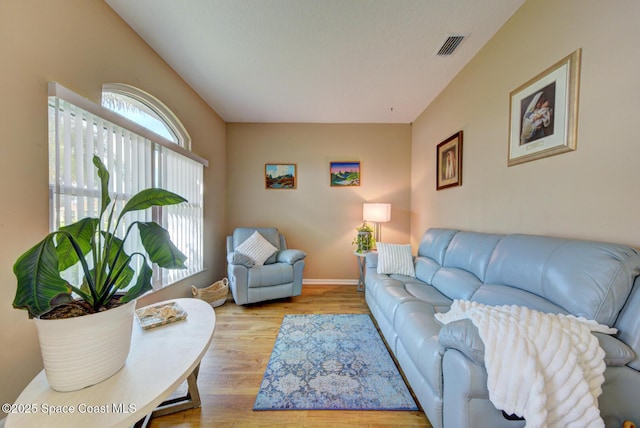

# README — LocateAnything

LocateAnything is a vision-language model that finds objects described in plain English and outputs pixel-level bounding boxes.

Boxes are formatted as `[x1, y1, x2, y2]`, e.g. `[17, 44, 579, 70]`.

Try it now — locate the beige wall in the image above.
[411, 0, 640, 249]
[0, 0, 226, 409]
[226, 123, 412, 280]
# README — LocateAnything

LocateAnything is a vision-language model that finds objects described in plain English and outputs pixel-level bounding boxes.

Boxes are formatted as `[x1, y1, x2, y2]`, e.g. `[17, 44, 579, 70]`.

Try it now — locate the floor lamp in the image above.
[363, 203, 391, 243]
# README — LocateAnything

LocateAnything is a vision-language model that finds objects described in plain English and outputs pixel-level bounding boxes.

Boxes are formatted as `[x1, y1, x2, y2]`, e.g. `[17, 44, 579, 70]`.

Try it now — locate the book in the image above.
[135, 302, 187, 330]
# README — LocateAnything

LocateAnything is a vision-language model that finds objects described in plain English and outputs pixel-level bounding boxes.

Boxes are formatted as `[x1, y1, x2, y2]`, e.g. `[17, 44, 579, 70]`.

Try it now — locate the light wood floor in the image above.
[149, 284, 432, 427]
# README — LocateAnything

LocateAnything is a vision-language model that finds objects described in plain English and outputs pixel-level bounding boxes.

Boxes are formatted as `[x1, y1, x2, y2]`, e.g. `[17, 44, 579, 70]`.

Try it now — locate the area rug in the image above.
[253, 314, 418, 411]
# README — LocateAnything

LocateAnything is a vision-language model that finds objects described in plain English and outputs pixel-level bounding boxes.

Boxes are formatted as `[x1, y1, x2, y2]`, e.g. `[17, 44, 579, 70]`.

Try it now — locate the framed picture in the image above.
[330, 161, 360, 187]
[436, 131, 463, 190]
[265, 163, 296, 189]
[508, 49, 581, 166]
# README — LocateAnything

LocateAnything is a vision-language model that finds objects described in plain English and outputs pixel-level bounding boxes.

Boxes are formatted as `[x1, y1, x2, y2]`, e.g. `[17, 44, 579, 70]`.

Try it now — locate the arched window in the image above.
[49, 82, 206, 289]
[101, 83, 191, 150]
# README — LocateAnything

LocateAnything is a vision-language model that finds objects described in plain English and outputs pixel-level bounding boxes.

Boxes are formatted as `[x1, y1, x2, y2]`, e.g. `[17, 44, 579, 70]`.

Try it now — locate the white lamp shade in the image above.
[363, 203, 391, 223]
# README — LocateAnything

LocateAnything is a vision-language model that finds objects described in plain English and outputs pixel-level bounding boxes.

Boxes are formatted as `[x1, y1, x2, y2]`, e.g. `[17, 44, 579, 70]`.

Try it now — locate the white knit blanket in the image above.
[435, 300, 617, 428]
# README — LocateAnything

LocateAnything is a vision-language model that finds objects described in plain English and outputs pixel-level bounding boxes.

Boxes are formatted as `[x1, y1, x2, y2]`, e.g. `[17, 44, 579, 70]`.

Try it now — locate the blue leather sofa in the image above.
[365, 228, 640, 428]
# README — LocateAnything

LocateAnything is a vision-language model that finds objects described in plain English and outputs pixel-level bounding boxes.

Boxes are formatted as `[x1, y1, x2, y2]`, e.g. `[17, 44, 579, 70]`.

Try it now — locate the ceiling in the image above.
[105, 0, 525, 124]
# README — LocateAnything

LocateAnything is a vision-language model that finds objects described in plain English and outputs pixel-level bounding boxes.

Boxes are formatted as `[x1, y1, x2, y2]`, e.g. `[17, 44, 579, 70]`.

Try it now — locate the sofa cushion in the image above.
[235, 230, 278, 266]
[417, 228, 458, 265]
[485, 234, 640, 325]
[471, 284, 568, 315]
[403, 282, 452, 308]
[370, 279, 420, 327]
[432, 267, 483, 301]
[415, 256, 441, 285]
[233, 227, 281, 264]
[443, 232, 503, 282]
[376, 243, 416, 277]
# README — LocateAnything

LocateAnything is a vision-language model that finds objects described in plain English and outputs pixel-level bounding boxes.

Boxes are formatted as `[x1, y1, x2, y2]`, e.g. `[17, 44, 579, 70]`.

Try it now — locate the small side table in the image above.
[5, 298, 215, 428]
[354, 251, 370, 292]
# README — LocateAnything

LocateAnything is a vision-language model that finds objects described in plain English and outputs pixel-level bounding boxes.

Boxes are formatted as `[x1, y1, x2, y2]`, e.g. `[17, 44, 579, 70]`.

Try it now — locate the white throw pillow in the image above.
[235, 231, 278, 266]
[376, 242, 415, 277]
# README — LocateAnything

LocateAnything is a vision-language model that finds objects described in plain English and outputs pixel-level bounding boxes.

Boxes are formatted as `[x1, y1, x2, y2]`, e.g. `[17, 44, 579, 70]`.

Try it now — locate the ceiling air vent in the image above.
[436, 34, 466, 56]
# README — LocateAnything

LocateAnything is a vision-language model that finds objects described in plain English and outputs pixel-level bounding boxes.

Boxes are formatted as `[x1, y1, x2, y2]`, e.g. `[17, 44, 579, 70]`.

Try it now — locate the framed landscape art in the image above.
[265, 163, 296, 189]
[330, 161, 360, 187]
[508, 49, 581, 166]
[436, 131, 463, 190]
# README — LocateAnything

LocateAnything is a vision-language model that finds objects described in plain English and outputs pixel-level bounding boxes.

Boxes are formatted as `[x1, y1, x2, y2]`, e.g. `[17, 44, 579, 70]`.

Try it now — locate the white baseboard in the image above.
[303, 279, 358, 286]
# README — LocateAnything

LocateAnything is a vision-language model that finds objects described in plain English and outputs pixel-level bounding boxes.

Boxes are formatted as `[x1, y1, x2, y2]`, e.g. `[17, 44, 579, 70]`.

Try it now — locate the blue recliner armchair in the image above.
[226, 227, 306, 305]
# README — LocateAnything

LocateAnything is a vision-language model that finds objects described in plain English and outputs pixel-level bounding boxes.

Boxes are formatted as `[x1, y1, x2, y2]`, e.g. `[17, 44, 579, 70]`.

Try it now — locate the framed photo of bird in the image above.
[436, 131, 463, 190]
[508, 49, 581, 166]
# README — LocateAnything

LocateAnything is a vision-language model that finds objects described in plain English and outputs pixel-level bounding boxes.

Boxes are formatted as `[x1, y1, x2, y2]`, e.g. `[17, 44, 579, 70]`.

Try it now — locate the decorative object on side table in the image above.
[436, 131, 463, 190]
[135, 301, 188, 330]
[508, 48, 581, 166]
[353, 223, 375, 253]
[12, 155, 188, 392]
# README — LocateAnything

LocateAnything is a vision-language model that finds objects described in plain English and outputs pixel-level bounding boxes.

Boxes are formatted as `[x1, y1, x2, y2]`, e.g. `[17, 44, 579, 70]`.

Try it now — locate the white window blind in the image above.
[48, 82, 207, 289]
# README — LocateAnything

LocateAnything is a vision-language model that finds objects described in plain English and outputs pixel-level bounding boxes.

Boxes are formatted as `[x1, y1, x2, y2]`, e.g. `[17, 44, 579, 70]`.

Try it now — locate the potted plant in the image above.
[12, 155, 188, 391]
[352, 223, 375, 253]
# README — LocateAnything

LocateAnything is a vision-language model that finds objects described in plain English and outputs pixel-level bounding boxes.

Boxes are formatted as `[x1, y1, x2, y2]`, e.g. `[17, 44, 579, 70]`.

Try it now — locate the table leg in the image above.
[357, 256, 366, 292]
[135, 363, 202, 427]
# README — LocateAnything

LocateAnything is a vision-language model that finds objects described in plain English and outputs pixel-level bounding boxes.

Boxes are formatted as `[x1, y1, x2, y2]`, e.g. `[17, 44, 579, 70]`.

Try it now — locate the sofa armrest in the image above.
[227, 251, 255, 268]
[593, 332, 636, 367]
[365, 251, 378, 269]
[277, 249, 306, 264]
[439, 320, 636, 368]
[439, 319, 485, 365]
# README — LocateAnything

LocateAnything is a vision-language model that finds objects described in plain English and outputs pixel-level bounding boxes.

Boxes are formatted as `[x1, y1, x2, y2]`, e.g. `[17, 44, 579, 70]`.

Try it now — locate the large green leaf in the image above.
[120, 261, 153, 303]
[57, 218, 98, 271]
[13, 235, 72, 318]
[138, 222, 187, 269]
[93, 156, 111, 216]
[120, 188, 186, 219]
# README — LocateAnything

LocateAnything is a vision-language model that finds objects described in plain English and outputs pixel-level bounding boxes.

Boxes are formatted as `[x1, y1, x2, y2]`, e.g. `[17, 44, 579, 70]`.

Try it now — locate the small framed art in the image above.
[265, 163, 296, 189]
[436, 131, 463, 190]
[508, 49, 581, 166]
[330, 161, 360, 187]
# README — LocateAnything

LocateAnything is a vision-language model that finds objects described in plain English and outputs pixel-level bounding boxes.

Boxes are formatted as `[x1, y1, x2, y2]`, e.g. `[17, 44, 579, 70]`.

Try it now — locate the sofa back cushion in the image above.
[426, 232, 502, 301]
[417, 228, 458, 265]
[415, 257, 441, 284]
[484, 234, 640, 326]
[442, 232, 503, 281]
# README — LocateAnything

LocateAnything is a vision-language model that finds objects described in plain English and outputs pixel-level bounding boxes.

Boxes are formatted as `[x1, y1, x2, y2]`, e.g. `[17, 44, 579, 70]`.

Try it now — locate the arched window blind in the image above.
[48, 82, 207, 289]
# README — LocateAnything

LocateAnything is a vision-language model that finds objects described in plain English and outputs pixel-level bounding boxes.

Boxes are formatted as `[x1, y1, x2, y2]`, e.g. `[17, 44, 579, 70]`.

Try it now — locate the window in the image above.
[48, 82, 207, 290]
[101, 83, 191, 149]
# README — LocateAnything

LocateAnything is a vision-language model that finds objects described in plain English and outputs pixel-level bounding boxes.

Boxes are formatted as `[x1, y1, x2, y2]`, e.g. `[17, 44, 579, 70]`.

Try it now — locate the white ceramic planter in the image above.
[34, 299, 136, 392]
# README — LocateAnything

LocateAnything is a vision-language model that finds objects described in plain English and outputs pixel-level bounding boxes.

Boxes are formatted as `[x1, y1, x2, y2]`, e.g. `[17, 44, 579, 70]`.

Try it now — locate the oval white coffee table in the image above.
[5, 298, 215, 428]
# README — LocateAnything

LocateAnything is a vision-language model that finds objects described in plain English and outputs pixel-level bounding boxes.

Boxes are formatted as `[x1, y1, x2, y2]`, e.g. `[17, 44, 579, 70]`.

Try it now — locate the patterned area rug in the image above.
[253, 314, 418, 411]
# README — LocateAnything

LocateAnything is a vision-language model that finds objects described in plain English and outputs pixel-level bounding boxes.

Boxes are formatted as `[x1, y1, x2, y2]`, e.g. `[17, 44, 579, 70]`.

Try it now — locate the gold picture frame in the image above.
[508, 49, 581, 166]
[265, 163, 296, 189]
[436, 131, 463, 190]
[330, 161, 361, 187]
